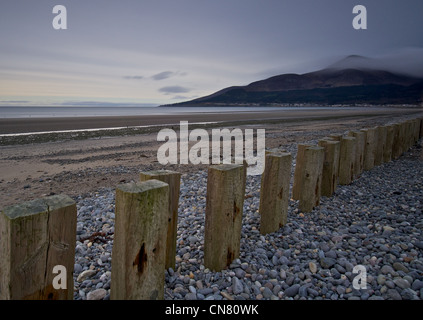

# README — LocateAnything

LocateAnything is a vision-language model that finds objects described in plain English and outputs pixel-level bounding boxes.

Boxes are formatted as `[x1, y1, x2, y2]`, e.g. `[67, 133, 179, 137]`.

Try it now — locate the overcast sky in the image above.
[1, 0, 423, 106]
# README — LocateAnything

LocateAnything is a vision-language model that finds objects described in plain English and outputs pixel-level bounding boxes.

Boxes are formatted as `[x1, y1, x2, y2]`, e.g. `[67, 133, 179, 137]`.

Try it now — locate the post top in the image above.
[306, 146, 324, 151]
[117, 179, 169, 194]
[209, 163, 244, 171]
[1, 194, 75, 220]
[140, 170, 181, 177]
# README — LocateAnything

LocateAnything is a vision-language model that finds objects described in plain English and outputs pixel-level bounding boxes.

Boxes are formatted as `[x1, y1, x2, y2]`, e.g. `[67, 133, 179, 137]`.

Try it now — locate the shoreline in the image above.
[1, 106, 422, 135]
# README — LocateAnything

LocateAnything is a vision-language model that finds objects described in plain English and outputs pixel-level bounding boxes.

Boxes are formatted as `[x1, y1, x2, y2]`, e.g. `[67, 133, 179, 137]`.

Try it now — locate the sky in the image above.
[1, 0, 423, 107]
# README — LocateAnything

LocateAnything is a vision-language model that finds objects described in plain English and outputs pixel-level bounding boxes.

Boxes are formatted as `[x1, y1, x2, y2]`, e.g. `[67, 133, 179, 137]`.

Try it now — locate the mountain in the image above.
[166, 55, 423, 106]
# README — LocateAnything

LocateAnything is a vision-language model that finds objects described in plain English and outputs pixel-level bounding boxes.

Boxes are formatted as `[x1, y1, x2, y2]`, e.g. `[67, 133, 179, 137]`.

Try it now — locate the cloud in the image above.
[151, 71, 188, 80]
[151, 71, 174, 80]
[123, 75, 144, 80]
[159, 86, 191, 94]
[60, 101, 157, 107]
[0, 100, 30, 103]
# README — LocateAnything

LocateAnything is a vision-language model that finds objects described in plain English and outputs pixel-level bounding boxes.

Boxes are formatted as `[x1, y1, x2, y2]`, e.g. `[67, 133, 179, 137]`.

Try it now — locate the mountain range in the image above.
[166, 55, 423, 106]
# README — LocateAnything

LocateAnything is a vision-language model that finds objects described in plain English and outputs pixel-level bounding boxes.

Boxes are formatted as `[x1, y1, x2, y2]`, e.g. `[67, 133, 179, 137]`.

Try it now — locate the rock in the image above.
[77, 270, 96, 282]
[309, 261, 318, 274]
[377, 274, 386, 285]
[221, 291, 234, 300]
[232, 277, 244, 295]
[185, 292, 197, 300]
[387, 289, 402, 300]
[393, 262, 409, 273]
[262, 287, 273, 299]
[411, 279, 423, 291]
[393, 278, 411, 289]
[380, 265, 396, 275]
[284, 284, 300, 298]
[87, 288, 107, 300]
[320, 257, 336, 269]
[383, 226, 395, 232]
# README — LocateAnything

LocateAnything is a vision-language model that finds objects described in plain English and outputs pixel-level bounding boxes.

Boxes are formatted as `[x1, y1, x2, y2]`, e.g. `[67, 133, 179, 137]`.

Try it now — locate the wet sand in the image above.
[1, 106, 421, 134]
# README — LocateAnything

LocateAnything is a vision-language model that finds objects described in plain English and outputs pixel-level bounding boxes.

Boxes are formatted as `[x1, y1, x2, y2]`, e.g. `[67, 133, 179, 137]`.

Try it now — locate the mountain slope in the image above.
[167, 56, 423, 106]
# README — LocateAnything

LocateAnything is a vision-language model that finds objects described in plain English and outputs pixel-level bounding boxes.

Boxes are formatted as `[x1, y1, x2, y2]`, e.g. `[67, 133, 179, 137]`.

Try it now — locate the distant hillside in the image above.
[165, 56, 423, 106]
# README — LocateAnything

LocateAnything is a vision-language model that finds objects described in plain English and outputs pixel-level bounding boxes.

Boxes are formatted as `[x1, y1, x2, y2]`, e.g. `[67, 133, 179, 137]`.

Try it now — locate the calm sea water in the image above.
[0, 106, 335, 119]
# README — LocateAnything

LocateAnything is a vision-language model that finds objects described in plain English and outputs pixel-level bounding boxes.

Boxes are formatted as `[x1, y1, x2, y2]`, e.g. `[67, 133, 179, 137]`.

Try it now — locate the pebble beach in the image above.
[72, 132, 423, 301]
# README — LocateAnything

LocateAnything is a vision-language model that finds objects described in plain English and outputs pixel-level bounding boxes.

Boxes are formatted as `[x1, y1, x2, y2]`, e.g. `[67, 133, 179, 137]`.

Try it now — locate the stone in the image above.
[309, 261, 318, 274]
[320, 257, 336, 269]
[393, 278, 411, 289]
[393, 262, 409, 273]
[284, 284, 300, 298]
[387, 289, 402, 300]
[77, 270, 96, 282]
[87, 288, 107, 300]
[232, 277, 244, 295]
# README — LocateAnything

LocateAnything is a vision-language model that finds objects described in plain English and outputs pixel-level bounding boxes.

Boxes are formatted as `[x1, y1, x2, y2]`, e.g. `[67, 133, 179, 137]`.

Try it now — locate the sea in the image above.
[0, 105, 336, 119]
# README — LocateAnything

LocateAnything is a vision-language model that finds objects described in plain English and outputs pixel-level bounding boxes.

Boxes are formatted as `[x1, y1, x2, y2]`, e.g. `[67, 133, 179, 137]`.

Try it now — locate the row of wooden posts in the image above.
[0, 117, 422, 300]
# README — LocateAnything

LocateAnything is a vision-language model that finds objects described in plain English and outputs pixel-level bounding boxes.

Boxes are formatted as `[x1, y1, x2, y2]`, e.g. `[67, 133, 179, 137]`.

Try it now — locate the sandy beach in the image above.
[0, 106, 422, 208]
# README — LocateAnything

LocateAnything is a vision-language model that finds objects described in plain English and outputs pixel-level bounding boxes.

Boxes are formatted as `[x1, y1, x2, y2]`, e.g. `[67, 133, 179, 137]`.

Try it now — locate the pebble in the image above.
[72, 134, 423, 300]
[87, 288, 107, 300]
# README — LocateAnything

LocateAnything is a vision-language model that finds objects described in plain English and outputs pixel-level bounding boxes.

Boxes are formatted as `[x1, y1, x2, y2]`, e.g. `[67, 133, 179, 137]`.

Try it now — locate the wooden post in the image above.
[419, 118, 423, 139]
[329, 133, 343, 142]
[140, 170, 181, 270]
[0, 195, 76, 300]
[392, 123, 401, 160]
[399, 121, 406, 156]
[413, 119, 420, 145]
[338, 136, 356, 185]
[318, 139, 340, 197]
[361, 127, 377, 171]
[111, 180, 169, 300]
[259, 152, 292, 235]
[413, 119, 419, 143]
[204, 164, 246, 271]
[348, 131, 366, 176]
[292, 144, 312, 200]
[383, 125, 394, 163]
[297, 146, 324, 213]
[374, 126, 385, 166]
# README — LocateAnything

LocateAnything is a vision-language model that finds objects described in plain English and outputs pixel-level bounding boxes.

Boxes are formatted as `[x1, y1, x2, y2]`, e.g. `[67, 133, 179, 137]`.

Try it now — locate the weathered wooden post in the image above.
[383, 125, 394, 163]
[297, 146, 324, 213]
[419, 118, 423, 139]
[391, 123, 401, 160]
[318, 139, 340, 197]
[111, 180, 169, 300]
[204, 164, 246, 271]
[361, 127, 377, 171]
[374, 126, 385, 166]
[140, 170, 181, 270]
[0, 195, 77, 300]
[348, 130, 365, 176]
[329, 133, 343, 141]
[413, 118, 420, 145]
[399, 121, 406, 156]
[413, 118, 419, 143]
[405, 120, 412, 150]
[292, 144, 312, 200]
[259, 151, 292, 235]
[338, 136, 356, 185]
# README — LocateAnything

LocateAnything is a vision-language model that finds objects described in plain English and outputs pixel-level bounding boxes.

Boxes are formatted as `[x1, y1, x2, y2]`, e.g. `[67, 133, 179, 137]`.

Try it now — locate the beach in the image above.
[0, 106, 421, 207]
[1, 106, 423, 300]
